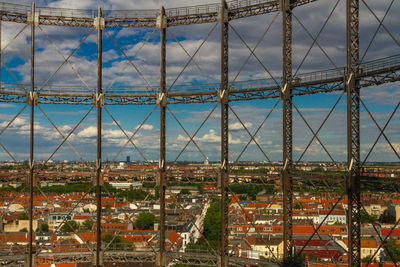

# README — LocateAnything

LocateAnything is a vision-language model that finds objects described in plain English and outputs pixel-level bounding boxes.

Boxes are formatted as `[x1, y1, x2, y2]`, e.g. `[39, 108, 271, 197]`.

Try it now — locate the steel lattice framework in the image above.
[0, 0, 398, 266]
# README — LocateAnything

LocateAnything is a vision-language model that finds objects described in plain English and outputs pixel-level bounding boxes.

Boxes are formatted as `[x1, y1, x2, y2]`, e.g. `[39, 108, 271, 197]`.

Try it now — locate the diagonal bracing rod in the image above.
[38, 26, 91, 91]
[229, 23, 281, 87]
[105, 28, 157, 93]
[110, 105, 157, 164]
[361, 0, 400, 48]
[232, 11, 280, 83]
[291, 100, 341, 169]
[296, 91, 345, 163]
[360, 0, 395, 64]
[292, 0, 340, 77]
[37, 27, 95, 93]
[229, 104, 272, 163]
[232, 99, 280, 164]
[167, 22, 218, 92]
[168, 28, 219, 92]
[0, 24, 29, 93]
[103, 106, 149, 162]
[361, 101, 400, 167]
[105, 29, 155, 93]
[170, 103, 218, 165]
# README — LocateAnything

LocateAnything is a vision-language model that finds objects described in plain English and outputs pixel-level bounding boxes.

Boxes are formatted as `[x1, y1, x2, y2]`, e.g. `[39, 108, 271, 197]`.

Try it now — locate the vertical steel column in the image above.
[158, 6, 166, 267]
[28, 3, 35, 267]
[96, 6, 103, 267]
[346, 0, 361, 266]
[220, 0, 229, 266]
[282, 0, 293, 261]
[0, 20, 2, 90]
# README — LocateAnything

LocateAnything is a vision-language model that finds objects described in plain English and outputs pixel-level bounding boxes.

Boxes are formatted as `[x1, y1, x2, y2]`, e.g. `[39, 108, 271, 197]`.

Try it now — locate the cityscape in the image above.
[0, 160, 399, 266]
[0, 0, 399, 266]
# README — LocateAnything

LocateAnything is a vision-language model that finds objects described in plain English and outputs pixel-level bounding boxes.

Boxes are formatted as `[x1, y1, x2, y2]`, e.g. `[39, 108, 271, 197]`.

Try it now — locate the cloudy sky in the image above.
[0, 0, 398, 164]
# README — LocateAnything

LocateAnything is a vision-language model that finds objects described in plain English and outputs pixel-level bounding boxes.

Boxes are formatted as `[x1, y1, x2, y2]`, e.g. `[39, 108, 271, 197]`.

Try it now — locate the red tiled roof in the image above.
[393, 199, 400, 205]
[381, 228, 400, 237]
[303, 249, 343, 260]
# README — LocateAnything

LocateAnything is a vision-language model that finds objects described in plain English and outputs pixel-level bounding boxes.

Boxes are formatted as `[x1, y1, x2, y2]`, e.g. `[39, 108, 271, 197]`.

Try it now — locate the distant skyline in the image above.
[0, 0, 398, 163]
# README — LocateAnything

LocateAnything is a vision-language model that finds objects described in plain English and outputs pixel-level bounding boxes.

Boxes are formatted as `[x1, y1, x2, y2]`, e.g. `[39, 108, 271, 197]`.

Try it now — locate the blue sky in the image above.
[0, 0, 398, 163]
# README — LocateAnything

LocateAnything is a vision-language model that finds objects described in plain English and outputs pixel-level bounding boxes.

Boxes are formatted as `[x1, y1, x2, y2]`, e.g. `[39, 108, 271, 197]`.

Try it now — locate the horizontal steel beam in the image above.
[0, 251, 279, 266]
[0, 54, 399, 105]
[0, 0, 317, 28]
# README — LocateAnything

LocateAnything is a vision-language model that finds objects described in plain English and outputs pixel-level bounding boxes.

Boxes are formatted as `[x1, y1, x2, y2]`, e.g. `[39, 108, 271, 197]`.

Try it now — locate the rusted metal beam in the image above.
[158, 5, 167, 267]
[346, 0, 361, 266]
[282, 0, 293, 261]
[28, 3, 35, 267]
[95, 6, 103, 267]
[220, 0, 229, 266]
[0, 1, 319, 28]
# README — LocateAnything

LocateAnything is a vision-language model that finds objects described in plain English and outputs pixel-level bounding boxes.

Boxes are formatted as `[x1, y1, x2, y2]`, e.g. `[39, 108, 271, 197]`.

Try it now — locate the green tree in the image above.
[203, 201, 221, 242]
[20, 228, 28, 232]
[294, 202, 303, 209]
[178, 188, 191, 196]
[40, 223, 49, 232]
[81, 219, 94, 231]
[102, 234, 115, 243]
[135, 213, 158, 230]
[60, 220, 80, 232]
[385, 238, 400, 263]
[18, 213, 29, 220]
[167, 203, 177, 209]
[102, 234, 135, 251]
[229, 184, 275, 200]
[197, 185, 204, 194]
[360, 209, 378, 224]
[379, 209, 396, 224]
[362, 255, 376, 263]
[118, 189, 147, 202]
[154, 187, 160, 200]
[281, 254, 305, 267]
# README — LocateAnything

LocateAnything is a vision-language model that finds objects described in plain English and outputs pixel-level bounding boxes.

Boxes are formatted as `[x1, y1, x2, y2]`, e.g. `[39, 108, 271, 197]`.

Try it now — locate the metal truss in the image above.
[346, 0, 361, 266]
[35, 251, 156, 264]
[0, 0, 398, 266]
[0, 54, 399, 105]
[34, 251, 281, 266]
[168, 252, 219, 266]
[0, 0, 318, 28]
[282, 0, 293, 261]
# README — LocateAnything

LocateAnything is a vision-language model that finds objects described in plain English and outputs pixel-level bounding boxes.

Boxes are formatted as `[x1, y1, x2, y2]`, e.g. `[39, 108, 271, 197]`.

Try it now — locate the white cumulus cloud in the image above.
[230, 122, 253, 131]
[135, 124, 154, 131]
[77, 126, 97, 138]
